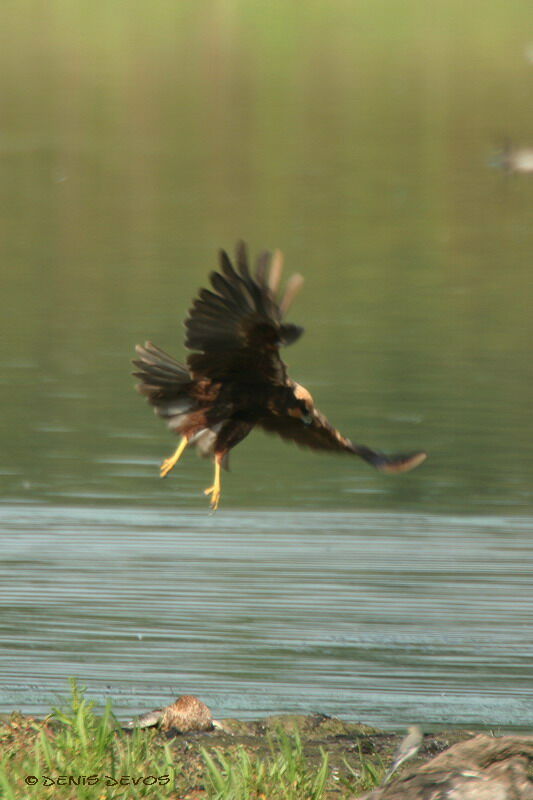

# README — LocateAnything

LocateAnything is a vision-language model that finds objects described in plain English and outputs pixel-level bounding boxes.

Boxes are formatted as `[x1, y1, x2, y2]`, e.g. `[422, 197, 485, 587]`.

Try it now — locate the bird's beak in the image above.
[287, 408, 312, 424]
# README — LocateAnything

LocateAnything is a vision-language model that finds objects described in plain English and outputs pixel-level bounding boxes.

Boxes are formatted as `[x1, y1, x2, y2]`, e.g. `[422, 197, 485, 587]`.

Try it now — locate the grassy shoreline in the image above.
[0, 682, 508, 799]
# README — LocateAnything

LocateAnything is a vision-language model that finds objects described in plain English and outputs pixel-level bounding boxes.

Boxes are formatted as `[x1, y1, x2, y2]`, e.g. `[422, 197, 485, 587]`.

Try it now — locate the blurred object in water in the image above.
[490, 140, 533, 174]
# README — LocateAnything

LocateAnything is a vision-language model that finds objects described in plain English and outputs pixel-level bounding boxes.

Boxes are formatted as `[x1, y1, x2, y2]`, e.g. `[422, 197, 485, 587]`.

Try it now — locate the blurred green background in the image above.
[1, 0, 533, 513]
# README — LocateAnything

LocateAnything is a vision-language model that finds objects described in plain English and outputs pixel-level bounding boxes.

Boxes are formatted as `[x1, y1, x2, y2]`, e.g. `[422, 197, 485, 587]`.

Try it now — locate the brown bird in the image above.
[133, 242, 427, 510]
[126, 694, 220, 734]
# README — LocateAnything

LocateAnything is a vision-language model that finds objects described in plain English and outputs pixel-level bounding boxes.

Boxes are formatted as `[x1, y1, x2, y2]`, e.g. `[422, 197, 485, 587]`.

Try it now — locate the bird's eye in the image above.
[301, 412, 313, 425]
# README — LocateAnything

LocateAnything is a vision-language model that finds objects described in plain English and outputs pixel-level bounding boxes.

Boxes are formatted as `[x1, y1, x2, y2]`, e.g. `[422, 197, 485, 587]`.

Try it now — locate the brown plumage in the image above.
[132, 242, 427, 509]
[126, 694, 218, 733]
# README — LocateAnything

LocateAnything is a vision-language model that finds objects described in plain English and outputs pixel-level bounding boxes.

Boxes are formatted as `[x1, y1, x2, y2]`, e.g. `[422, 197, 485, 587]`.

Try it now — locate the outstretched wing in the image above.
[257, 408, 428, 473]
[185, 242, 304, 383]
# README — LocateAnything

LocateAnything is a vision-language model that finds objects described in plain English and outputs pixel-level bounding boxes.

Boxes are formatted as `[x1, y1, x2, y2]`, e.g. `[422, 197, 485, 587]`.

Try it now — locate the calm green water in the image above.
[1, 2, 532, 728]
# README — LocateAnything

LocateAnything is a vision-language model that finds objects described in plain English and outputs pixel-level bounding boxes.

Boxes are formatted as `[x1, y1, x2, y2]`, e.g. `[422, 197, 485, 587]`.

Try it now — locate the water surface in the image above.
[1, 504, 532, 730]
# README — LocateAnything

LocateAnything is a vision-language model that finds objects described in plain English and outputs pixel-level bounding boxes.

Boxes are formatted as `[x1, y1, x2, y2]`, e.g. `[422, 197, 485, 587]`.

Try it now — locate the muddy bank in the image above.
[125, 711, 474, 791]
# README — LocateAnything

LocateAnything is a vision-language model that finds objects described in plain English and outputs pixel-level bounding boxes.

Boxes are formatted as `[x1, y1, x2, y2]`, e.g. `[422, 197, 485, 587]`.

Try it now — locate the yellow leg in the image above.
[204, 457, 222, 511]
[160, 437, 188, 478]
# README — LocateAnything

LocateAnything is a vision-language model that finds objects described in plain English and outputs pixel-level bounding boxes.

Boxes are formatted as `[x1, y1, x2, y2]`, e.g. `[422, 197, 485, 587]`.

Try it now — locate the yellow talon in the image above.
[160, 437, 188, 478]
[203, 458, 222, 510]
[204, 485, 221, 511]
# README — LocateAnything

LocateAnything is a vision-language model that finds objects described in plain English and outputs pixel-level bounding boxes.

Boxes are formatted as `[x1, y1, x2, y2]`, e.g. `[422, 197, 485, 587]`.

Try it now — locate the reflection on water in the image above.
[1, 1, 533, 729]
[1, 504, 532, 730]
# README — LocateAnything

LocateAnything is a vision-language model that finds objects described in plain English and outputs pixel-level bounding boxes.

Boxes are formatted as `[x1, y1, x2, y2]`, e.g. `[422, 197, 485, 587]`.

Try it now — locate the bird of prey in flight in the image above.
[133, 242, 427, 509]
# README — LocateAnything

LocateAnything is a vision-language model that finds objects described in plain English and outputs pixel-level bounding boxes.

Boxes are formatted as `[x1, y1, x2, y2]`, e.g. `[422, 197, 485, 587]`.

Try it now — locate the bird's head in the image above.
[268, 383, 314, 425]
[287, 382, 314, 425]
[286, 399, 313, 425]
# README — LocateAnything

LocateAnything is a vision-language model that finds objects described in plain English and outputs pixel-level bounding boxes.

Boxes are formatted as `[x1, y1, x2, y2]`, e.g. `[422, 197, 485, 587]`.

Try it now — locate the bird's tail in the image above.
[133, 342, 226, 466]
[132, 341, 194, 421]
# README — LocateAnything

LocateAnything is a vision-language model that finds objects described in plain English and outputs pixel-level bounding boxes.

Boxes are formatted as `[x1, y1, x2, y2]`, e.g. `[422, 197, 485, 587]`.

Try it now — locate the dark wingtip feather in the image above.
[372, 451, 428, 474]
[235, 240, 251, 278]
[255, 250, 271, 286]
[218, 249, 234, 278]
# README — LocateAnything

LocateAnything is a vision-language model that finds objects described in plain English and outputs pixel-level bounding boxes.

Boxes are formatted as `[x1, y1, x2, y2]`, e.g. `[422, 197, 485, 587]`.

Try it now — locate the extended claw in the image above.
[160, 437, 188, 478]
[204, 483, 221, 511]
[203, 456, 222, 511]
[160, 457, 176, 478]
